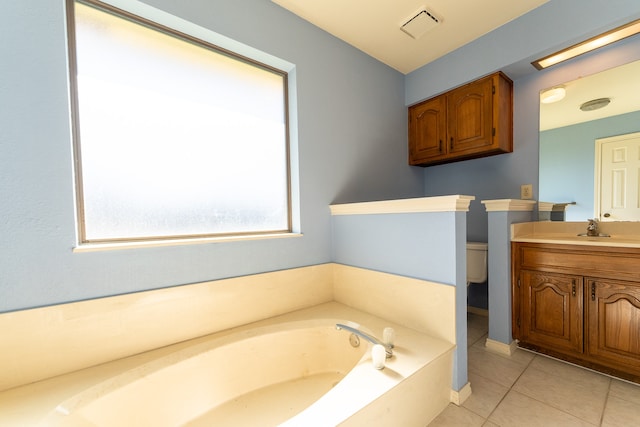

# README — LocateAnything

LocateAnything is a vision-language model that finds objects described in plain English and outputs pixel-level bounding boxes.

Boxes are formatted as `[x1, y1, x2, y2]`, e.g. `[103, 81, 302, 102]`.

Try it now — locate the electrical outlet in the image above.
[521, 184, 533, 200]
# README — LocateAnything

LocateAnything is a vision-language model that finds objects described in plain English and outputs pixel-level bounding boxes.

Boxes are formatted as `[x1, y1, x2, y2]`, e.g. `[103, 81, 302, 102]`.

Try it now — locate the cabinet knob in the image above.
[603, 213, 611, 218]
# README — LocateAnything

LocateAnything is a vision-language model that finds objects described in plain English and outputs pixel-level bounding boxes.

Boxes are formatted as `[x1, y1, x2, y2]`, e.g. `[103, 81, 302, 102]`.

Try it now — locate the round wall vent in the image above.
[580, 98, 611, 111]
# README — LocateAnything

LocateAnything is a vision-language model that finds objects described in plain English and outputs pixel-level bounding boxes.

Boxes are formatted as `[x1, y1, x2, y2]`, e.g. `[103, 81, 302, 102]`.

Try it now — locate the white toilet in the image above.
[467, 242, 488, 286]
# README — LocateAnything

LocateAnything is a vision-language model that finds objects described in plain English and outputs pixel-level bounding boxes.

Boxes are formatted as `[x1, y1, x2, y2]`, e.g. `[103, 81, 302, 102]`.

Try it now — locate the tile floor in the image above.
[428, 312, 640, 426]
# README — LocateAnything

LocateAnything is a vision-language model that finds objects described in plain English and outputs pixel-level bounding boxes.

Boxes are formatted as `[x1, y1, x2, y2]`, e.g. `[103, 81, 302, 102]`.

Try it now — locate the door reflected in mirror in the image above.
[539, 59, 640, 221]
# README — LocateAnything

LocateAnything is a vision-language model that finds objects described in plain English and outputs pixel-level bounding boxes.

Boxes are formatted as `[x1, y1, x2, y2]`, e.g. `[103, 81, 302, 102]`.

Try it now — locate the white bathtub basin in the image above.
[13, 303, 455, 427]
[41, 321, 366, 426]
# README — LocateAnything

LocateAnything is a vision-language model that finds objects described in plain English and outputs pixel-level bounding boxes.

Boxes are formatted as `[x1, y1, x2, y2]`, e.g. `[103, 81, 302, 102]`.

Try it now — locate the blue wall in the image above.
[3, 0, 640, 315]
[406, 0, 640, 242]
[487, 210, 534, 345]
[0, 0, 423, 312]
[331, 210, 469, 390]
[332, 212, 460, 284]
[540, 111, 640, 221]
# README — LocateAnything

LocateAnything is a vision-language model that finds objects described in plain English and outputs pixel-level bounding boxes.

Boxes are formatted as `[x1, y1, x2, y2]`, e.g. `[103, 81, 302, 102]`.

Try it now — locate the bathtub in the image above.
[42, 320, 367, 426]
[7, 303, 453, 427]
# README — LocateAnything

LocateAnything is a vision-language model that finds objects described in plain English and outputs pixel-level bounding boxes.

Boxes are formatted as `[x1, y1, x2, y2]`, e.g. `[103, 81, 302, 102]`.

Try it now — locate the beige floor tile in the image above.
[482, 422, 499, 427]
[428, 403, 486, 427]
[488, 390, 595, 427]
[503, 347, 536, 367]
[468, 329, 488, 348]
[467, 346, 528, 388]
[471, 340, 535, 369]
[463, 373, 509, 418]
[467, 313, 488, 330]
[513, 357, 609, 424]
[602, 394, 640, 426]
[528, 354, 607, 383]
[609, 378, 640, 404]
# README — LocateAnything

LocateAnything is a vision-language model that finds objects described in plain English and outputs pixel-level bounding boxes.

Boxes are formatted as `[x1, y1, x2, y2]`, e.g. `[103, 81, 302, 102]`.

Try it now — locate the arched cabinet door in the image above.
[520, 270, 584, 353]
[587, 278, 640, 375]
[447, 77, 493, 155]
[408, 96, 446, 164]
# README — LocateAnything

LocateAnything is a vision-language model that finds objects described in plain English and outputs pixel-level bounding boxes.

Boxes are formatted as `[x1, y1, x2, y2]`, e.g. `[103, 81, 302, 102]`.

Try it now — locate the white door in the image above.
[596, 132, 640, 221]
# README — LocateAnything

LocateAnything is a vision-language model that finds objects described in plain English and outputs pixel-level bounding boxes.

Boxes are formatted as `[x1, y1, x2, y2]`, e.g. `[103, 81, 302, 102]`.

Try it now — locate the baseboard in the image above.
[485, 338, 518, 356]
[450, 381, 472, 406]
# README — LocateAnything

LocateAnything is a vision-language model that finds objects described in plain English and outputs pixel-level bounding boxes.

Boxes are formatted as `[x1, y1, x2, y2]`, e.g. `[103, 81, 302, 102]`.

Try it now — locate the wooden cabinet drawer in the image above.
[517, 244, 640, 281]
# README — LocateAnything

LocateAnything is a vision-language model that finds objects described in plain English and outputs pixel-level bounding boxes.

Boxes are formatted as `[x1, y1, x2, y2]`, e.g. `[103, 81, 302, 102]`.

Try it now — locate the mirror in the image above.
[539, 59, 640, 221]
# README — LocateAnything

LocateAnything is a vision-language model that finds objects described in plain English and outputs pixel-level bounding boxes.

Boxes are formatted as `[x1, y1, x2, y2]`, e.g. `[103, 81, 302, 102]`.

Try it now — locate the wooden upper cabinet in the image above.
[408, 72, 513, 166]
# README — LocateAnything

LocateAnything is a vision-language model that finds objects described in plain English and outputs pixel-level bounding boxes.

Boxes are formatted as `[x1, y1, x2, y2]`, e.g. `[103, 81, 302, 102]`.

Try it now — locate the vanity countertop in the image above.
[511, 221, 640, 248]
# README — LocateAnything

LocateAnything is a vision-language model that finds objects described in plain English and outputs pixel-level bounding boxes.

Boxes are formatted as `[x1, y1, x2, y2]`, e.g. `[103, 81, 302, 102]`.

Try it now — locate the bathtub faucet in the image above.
[335, 323, 393, 358]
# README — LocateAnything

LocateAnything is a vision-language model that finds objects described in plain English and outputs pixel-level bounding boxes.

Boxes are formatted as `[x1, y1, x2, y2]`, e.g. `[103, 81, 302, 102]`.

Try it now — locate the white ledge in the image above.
[481, 199, 536, 212]
[330, 195, 475, 216]
[73, 233, 303, 252]
[538, 201, 573, 212]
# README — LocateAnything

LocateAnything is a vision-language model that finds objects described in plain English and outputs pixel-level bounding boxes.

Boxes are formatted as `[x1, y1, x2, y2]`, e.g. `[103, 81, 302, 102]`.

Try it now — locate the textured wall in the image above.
[406, 0, 640, 242]
[0, 0, 422, 312]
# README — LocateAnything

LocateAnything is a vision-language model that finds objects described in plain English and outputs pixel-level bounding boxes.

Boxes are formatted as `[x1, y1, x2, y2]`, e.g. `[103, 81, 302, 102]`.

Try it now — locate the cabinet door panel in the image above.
[588, 279, 640, 369]
[447, 77, 493, 154]
[521, 270, 583, 353]
[408, 97, 446, 164]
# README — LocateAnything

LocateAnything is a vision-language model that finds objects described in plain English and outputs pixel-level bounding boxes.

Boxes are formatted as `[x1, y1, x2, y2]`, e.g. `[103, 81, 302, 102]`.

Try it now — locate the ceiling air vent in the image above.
[580, 98, 611, 111]
[401, 8, 441, 39]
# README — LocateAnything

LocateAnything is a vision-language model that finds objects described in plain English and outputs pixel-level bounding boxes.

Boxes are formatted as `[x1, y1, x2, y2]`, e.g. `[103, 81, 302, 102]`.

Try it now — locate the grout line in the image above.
[464, 317, 628, 427]
[509, 357, 604, 426]
[479, 351, 536, 425]
[501, 351, 614, 425]
[599, 378, 612, 426]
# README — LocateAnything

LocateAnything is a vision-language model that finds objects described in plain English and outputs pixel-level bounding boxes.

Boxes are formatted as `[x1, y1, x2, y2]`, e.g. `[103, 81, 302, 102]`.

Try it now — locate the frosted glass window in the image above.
[69, 1, 290, 243]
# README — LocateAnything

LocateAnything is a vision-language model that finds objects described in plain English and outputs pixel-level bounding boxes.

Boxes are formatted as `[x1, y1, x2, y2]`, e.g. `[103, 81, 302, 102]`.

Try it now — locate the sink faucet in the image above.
[336, 323, 393, 358]
[587, 218, 599, 236]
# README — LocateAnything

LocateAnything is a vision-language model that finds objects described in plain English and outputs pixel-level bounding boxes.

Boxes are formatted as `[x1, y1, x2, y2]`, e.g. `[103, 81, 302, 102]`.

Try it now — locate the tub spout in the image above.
[336, 323, 393, 358]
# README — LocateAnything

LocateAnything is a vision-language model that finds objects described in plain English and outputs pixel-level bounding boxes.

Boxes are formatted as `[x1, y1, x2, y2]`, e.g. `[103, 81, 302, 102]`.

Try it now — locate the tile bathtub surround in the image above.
[0, 263, 455, 393]
[0, 264, 334, 392]
[332, 264, 456, 344]
[428, 313, 640, 426]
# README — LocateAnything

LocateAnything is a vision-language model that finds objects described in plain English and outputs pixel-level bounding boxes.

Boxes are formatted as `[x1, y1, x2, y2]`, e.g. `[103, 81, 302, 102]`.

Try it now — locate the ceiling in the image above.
[540, 59, 640, 131]
[269, 1, 640, 130]
[271, 0, 550, 74]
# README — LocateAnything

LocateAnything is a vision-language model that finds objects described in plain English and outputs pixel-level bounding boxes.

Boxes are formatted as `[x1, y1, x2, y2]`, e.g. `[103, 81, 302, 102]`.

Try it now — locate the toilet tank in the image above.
[467, 242, 488, 284]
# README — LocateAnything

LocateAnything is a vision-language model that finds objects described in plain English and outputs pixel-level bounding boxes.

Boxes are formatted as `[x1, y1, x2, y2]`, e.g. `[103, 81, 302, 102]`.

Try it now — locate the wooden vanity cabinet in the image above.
[512, 242, 640, 382]
[408, 72, 512, 166]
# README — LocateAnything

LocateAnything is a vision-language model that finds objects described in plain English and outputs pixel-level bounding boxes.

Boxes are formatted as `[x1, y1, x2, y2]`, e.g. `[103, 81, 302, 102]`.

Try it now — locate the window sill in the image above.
[73, 232, 303, 253]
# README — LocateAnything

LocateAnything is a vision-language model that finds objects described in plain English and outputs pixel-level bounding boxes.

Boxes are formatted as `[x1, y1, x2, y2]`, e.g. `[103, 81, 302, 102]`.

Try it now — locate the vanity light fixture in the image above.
[532, 18, 640, 70]
[540, 86, 566, 103]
